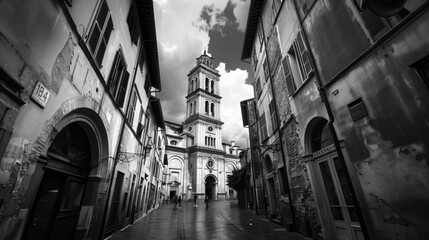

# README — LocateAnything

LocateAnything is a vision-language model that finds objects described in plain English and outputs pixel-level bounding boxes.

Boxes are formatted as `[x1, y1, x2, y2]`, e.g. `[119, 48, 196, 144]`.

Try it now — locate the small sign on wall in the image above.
[31, 81, 51, 108]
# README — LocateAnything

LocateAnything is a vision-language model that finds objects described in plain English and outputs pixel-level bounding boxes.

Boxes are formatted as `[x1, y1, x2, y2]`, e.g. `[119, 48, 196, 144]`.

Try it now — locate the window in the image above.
[269, 100, 277, 132]
[282, 55, 296, 95]
[294, 32, 313, 80]
[252, 46, 258, 70]
[210, 103, 215, 116]
[282, 32, 313, 95]
[127, 5, 140, 45]
[263, 58, 270, 82]
[127, 87, 138, 125]
[259, 113, 268, 141]
[193, 101, 196, 114]
[205, 136, 216, 147]
[144, 75, 151, 95]
[170, 140, 178, 146]
[205, 78, 209, 91]
[205, 101, 209, 114]
[109, 50, 130, 107]
[414, 55, 429, 89]
[211, 80, 214, 93]
[207, 160, 214, 168]
[359, 0, 425, 40]
[255, 78, 262, 99]
[138, 47, 146, 72]
[137, 107, 144, 139]
[87, 0, 113, 66]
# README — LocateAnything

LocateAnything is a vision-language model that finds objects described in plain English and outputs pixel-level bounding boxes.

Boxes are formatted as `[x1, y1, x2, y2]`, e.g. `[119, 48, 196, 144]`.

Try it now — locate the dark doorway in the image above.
[205, 176, 216, 200]
[24, 122, 91, 240]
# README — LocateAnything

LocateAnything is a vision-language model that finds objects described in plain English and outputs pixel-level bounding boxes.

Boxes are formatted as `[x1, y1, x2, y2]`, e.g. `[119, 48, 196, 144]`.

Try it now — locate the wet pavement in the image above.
[108, 200, 307, 240]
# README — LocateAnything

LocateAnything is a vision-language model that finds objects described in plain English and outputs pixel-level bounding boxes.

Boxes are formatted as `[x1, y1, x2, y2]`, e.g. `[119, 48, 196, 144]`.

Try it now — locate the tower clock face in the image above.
[208, 126, 213, 132]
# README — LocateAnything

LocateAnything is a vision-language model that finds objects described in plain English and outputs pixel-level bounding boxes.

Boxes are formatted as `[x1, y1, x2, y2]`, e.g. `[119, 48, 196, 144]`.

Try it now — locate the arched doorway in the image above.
[24, 120, 101, 240]
[307, 118, 362, 240]
[205, 175, 216, 200]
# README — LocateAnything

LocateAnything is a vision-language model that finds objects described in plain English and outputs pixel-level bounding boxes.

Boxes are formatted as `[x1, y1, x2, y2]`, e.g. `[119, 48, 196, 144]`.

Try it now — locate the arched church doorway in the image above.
[205, 175, 216, 200]
[307, 118, 362, 239]
[24, 121, 100, 240]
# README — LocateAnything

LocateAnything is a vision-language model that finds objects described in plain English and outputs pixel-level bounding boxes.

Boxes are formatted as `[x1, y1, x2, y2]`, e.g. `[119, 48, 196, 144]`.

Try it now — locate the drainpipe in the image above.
[259, 15, 296, 229]
[291, 0, 370, 239]
[99, 41, 143, 239]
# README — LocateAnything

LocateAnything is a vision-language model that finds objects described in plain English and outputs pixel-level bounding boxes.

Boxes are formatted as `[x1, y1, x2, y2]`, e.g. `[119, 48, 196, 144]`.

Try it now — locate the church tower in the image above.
[164, 52, 240, 202]
[182, 51, 227, 199]
[183, 51, 223, 149]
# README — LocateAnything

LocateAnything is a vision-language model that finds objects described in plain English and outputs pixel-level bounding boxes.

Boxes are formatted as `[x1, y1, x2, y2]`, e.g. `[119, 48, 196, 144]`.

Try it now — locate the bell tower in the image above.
[183, 51, 223, 149]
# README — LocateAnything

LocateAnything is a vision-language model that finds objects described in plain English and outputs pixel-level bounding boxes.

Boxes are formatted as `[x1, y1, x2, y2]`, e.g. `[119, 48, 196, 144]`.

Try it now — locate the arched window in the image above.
[211, 80, 214, 93]
[205, 78, 209, 91]
[193, 101, 196, 114]
[170, 140, 178, 146]
[210, 103, 215, 116]
[190, 102, 193, 115]
[264, 155, 273, 173]
[311, 119, 333, 152]
[205, 101, 209, 114]
[191, 79, 194, 91]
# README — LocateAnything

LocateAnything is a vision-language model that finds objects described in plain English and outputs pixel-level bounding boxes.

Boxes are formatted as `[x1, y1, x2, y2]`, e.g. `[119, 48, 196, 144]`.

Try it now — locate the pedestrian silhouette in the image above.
[178, 195, 182, 208]
[193, 194, 198, 207]
[204, 195, 209, 209]
[173, 195, 178, 209]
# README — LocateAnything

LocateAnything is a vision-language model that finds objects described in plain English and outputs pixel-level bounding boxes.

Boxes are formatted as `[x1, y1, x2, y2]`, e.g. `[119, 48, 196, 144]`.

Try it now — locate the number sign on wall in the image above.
[31, 82, 51, 108]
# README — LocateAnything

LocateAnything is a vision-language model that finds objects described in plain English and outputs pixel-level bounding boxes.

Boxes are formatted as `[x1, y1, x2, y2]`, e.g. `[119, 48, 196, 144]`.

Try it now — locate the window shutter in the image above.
[269, 100, 277, 131]
[296, 32, 313, 79]
[109, 51, 121, 88]
[0, 128, 12, 160]
[282, 56, 296, 96]
[137, 122, 144, 138]
[117, 71, 130, 108]
[259, 113, 268, 141]
[127, 7, 139, 45]
[263, 59, 270, 82]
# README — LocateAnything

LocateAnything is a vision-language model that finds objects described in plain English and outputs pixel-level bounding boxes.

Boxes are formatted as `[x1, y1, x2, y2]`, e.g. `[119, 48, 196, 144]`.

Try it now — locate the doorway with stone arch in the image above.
[23, 109, 109, 240]
[305, 117, 363, 240]
[204, 175, 217, 200]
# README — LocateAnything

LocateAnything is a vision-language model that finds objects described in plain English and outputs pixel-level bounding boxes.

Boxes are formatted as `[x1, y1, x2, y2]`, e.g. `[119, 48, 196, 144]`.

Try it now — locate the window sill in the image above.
[290, 71, 314, 98]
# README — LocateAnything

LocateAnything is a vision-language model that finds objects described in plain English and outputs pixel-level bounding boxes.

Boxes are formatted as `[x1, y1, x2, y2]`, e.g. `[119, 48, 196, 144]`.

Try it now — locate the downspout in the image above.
[291, 0, 370, 239]
[99, 42, 143, 239]
[259, 15, 296, 229]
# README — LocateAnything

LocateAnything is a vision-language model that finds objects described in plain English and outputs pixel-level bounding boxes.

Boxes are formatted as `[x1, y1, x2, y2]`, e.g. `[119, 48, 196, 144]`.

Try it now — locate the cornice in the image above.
[186, 88, 222, 100]
[183, 114, 224, 126]
[187, 64, 220, 77]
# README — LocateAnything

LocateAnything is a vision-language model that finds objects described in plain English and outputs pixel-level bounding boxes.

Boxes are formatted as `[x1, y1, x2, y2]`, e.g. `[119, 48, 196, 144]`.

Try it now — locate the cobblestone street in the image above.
[108, 200, 307, 240]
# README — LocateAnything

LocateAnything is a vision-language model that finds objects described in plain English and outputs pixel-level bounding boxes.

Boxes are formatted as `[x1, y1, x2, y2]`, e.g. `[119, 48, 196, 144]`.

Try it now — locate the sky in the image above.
[154, 0, 254, 148]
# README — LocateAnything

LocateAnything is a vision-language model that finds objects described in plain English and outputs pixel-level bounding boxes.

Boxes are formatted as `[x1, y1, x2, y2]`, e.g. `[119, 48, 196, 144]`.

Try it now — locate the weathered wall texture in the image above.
[317, 4, 429, 240]
[303, 0, 370, 85]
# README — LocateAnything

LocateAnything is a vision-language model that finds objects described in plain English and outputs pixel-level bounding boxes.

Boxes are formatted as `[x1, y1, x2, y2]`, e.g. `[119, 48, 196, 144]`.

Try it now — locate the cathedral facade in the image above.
[164, 53, 241, 201]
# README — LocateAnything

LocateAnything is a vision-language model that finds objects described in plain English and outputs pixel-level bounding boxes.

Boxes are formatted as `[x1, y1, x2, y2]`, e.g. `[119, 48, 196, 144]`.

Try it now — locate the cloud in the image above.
[217, 63, 253, 147]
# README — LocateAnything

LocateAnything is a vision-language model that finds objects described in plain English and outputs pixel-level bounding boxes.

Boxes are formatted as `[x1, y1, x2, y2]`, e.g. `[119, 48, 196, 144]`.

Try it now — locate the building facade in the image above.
[164, 53, 241, 202]
[242, 0, 429, 239]
[0, 0, 166, 239]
